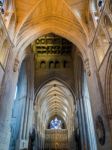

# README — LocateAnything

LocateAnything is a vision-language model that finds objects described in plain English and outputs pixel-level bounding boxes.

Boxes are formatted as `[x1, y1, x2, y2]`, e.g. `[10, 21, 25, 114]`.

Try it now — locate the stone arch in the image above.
[49, 61, 55, 69]
[14, 0, 87, 54]
[15, 17, 88, 65]
[34, 79, 76, 138]
[16, 31, 87, 72]
[35, 77, 76, 104]
[55, 60, 60, 69]
[40, 61, 46, 69]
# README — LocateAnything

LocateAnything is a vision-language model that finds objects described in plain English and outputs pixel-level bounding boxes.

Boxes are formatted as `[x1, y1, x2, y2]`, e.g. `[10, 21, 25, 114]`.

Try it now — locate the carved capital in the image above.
[84, 59, 91, 76]
[13, 58, 19, 72]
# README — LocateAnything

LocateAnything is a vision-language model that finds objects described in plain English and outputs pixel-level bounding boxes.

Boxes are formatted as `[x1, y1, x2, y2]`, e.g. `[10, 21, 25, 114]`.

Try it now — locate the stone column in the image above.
[0, 48, 19, 150]
[16, 54, 34, 150]
[86, 45, 112, 149]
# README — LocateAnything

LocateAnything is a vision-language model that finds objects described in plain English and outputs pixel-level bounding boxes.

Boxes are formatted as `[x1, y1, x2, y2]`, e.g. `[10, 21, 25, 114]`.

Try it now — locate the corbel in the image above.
[13, 57, 19, 72]
[84, 58, 91, 76]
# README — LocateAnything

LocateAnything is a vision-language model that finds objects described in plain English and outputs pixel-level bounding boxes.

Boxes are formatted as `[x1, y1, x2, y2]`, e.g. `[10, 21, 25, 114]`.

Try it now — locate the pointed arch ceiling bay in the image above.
[14, 0, 89, 52]
[35, 80, 75, 128]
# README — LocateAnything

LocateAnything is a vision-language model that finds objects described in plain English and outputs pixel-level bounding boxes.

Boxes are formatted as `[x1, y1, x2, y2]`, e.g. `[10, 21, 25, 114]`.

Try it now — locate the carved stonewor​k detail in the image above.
[84, 59, 91, 76]
[13, 58, 19, 72]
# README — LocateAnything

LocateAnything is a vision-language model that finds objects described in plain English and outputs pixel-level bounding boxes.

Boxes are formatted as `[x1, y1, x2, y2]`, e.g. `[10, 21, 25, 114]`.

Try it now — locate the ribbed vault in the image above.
[12, 0, 89, 60]
[34, 80, 75, 138]
[3, 0, 98, 62]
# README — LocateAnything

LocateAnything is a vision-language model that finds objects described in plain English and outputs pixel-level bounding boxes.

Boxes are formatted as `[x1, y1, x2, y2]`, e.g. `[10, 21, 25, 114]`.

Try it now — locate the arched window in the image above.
[90, 1, 99, 28]
[90, 0, 104, 28]
[97, 0, 104, 12]
[49, 61, 54, 69]
[49, 117, 63, 129]
[0, 0, 4, 14]
[40, 61, 46, 69]
[63, 60, 69, 68]
[55, 61, 60, 68]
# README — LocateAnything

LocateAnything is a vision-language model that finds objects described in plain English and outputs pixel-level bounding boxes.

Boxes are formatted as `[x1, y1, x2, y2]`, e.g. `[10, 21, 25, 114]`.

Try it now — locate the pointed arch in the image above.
[14, 0, 88, 63]
[34, 79, 76, 139]
[35, 77, 76, 103]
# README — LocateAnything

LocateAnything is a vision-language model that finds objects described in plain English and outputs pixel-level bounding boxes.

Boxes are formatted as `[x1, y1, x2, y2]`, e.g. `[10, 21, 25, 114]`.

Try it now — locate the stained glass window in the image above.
[50, 117, 62, 129]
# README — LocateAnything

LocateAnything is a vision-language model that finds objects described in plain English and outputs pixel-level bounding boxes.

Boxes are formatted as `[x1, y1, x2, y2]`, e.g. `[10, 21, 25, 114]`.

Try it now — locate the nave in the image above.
[0, 0, 112, 150]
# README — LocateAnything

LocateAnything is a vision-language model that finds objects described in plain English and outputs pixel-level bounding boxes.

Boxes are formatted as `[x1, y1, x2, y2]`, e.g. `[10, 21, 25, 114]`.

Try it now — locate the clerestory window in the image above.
[0, 0, 4, 14]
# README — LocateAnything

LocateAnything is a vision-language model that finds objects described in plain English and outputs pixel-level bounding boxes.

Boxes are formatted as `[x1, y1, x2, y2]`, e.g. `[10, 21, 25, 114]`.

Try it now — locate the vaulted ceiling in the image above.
[9, 0, 91, 57]
[15, 0, 89, 28]
[35, 80, 75, 136]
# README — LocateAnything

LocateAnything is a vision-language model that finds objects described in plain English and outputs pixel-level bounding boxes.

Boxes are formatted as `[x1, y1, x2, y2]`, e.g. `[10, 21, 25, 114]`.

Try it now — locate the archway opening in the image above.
[34, 80, 76, 150]
[9, 33, 97, 150]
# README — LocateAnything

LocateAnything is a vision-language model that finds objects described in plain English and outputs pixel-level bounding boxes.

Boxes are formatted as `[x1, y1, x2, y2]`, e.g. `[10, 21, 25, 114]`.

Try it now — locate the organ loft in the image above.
[0, 0, 112, 150]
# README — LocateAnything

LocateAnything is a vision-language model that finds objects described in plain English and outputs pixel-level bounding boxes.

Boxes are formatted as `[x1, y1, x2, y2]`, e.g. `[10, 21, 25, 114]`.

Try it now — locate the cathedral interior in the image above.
[0, 0, 112, 150]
